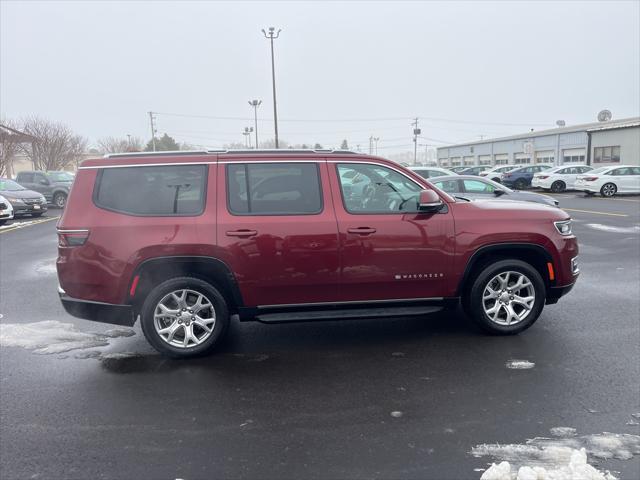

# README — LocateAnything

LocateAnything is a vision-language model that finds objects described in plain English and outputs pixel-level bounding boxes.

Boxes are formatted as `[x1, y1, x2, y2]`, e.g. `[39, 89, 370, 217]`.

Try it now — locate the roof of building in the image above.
[437, 117, 640, 150]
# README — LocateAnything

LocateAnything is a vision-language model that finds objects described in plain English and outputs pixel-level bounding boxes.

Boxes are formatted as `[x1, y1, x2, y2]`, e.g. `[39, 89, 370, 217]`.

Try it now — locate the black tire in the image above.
[0, 219, 7, 226]
[600, 183, 617, 197]
[140, 276, 230, 358]
[463, 259, 546, 335]
[514, 179, 527, 190]
[491, 177, 501, 183]
[550, 181, 566, 193]
[53, 192, 68, 208]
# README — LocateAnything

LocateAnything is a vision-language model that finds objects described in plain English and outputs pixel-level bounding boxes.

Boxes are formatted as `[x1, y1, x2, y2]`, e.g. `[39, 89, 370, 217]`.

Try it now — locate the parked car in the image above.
[531, 165, 594, 192]
[0, 194, 14, 226]
[448, 166, 469, 174]
[431, 175, 558, 207]
[574, 165, 640, 197]
[479, 165, 518, 183]
[457, 166, 491, 176]
[57, 150, 579, 358]
[501, 164, 553, 190]
[409, 166, 456, 179]
[0, 178, 48, 218]
[15, 170, 74, 208]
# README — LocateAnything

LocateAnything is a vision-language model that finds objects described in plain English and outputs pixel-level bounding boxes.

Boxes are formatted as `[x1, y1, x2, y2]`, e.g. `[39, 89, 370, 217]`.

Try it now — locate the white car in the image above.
[0, 194, 15, 226]
[479, 165, 518, 183]
[531, 165, 594, 192]
[409, 166, 457, 179]
[574, 165, 640, 197]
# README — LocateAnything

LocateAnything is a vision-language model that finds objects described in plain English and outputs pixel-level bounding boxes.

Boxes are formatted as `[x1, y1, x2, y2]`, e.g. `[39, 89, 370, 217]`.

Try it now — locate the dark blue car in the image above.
[501, 164, 552, 189]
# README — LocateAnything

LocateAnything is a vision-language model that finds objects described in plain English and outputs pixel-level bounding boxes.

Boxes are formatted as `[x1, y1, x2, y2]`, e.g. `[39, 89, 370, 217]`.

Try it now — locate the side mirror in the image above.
[418, 190, 444, 212]
[494, 189, 506, 196]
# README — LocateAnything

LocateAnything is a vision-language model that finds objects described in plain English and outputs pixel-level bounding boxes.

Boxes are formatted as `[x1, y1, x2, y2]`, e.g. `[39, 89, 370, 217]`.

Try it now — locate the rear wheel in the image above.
[550, 180, 566, 193]
[600, 183, 617, 197]
[53, 192, 67, 208]
[140, 277, 230, 358]
[491, 177, 501, 183]
[0, 220, 7, 226]
[463, 259, 546, 335]
[514, 179, 527, 190]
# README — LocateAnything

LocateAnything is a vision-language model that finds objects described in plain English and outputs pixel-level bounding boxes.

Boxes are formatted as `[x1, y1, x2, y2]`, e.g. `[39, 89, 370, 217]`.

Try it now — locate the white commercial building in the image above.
[437, 117, 639, 168]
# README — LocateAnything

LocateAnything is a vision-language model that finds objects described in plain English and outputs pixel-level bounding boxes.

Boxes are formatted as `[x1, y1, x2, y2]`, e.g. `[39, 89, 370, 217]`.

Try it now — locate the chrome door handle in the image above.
[347, 227, 377, 235]
[226, 230, 258, 238]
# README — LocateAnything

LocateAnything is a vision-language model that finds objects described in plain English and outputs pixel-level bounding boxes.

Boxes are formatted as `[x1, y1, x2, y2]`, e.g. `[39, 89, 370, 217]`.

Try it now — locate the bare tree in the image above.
[0, 119, 31, 177]
[97, 136, 143, 154]
[19, 117, 87, 171]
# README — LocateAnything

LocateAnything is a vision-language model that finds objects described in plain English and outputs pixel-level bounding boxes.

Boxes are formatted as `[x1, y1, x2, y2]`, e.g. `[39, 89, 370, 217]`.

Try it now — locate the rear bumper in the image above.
[58, 286, 135, 326]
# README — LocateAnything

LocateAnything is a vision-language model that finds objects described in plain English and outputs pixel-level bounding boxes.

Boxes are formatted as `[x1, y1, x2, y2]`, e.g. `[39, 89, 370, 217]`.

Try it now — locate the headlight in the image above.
[6, 197, 25, 205]
[39, 195, 46, 203]
[554, 220, 572, 235]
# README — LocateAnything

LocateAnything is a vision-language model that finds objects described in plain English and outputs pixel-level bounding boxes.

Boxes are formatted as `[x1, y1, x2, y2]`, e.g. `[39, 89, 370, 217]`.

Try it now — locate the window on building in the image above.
[514, 156, 531, 165]
[94, 164, 207, 216]
[593, 146, 621, 164]
[227, 163, 322, 215]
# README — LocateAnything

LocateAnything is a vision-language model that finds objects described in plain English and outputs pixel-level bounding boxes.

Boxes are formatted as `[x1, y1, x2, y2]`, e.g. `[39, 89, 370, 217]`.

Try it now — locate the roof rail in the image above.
[210, 149, 361, 155]
[103, 148, 362, 159]
[104, 150, 209, 159]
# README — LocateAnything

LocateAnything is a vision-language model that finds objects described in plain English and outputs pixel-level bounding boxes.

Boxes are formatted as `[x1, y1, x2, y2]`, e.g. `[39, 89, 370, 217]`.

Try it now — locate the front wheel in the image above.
[600, 183, 617, 197]
[0, 219, 7, 226]
[53, 192, 68, 208]
[463, 259, 546, 335]
[140, 277, 230, 358]
[514, 179, 527, 190]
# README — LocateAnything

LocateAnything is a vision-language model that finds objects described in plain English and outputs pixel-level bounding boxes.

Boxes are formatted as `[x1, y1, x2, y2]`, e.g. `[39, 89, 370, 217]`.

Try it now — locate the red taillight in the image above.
[538, 175, 549, 179]
[502, 173, 511, 178]
[57, 229, 89, 247]
[582, 176, 599, 181]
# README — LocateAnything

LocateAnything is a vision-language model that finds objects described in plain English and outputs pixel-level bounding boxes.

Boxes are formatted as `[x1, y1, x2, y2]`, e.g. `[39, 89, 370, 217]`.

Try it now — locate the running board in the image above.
[255, 305, 443, 324]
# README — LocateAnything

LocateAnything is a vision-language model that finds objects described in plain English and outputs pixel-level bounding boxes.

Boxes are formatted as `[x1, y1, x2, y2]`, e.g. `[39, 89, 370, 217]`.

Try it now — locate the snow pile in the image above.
[473, 431, 640, 480]
[480, 449, 616, 480]
[0, 321, 134, 355]
[585, 223, 640, 234]
[506, 360, 535, 369]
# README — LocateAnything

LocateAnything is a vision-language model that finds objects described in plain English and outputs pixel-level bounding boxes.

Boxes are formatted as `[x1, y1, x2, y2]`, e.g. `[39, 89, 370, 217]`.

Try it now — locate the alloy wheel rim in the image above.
[56, 196, 65, 207]
[482, 271, 535, 326]
[153, 289, 216, 348]
[603, 184, 615, 196]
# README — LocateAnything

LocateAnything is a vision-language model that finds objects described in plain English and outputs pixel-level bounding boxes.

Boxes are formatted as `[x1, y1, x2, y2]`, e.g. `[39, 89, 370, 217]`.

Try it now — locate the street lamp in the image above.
[261, 27, 281, 148]
[248, 99, 262, 149]
[373, 137, 380, 155]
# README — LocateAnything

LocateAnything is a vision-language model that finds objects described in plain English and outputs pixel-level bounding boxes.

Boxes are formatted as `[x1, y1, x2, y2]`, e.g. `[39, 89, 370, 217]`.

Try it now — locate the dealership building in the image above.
[436, 117, 639, 168]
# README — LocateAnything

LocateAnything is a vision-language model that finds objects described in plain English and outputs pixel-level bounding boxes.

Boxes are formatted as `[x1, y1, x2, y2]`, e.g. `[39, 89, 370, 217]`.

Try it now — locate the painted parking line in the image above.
[592, 197, 640, 203]
[562, 208, 628, 217]
[0, 216, 59, 234]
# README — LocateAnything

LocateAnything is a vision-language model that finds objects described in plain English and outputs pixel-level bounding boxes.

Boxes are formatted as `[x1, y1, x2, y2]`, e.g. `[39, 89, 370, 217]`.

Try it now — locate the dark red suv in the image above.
[57, 150, 579, 357]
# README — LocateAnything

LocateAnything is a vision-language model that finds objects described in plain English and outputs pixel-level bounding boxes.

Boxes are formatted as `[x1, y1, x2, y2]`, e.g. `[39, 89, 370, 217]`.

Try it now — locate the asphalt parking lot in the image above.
[1, 194, 639, 480]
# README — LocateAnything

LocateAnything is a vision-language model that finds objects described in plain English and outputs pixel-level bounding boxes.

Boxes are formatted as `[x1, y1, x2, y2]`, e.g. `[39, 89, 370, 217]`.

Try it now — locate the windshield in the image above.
[47, 171, 74, 182]
[0, 179, 26, 191]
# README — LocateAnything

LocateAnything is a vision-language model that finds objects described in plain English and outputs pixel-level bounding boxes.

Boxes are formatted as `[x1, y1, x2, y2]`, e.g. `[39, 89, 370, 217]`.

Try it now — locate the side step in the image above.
[255, 305, 443, 324]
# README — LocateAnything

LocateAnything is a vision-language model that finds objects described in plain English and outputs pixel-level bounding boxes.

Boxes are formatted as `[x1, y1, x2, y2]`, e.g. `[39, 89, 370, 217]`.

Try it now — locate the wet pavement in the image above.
[1, 195, 639, 479]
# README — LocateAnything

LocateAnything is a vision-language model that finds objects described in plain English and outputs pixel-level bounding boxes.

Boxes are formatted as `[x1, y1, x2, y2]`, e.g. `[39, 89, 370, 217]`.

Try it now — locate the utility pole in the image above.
[248, 99, 262, 148]
[411, 117, 421, 165]
[373, 137, 380, 155]
[148, 112, 157, 151]
[243, 127, 254, 148]
[369, 136, 373, 154]
[262, 27, 281, 148]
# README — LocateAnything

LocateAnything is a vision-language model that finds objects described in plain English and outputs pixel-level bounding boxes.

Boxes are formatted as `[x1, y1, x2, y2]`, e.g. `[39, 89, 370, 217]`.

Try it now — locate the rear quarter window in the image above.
[93, 164, 207, 216]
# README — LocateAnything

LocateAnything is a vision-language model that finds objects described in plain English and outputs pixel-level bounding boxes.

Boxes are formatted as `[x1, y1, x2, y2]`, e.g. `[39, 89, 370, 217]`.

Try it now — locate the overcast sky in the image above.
[2, 0, 639, 155]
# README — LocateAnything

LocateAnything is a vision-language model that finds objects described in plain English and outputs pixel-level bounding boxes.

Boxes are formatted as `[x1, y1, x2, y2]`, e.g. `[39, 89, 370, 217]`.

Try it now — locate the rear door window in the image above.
[94, 164, 207, 216]
[18, 172, 34, 183]
[227, 163, 322, 215]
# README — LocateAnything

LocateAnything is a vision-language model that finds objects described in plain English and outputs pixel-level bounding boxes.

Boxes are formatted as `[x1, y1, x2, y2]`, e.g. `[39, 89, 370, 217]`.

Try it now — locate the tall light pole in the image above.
[248, 99, 262, 149]
[262, 27, 281, 148]
[373, 137, 380, 155]
[148, 112, 157, 151]
[243, 127, 254, 148]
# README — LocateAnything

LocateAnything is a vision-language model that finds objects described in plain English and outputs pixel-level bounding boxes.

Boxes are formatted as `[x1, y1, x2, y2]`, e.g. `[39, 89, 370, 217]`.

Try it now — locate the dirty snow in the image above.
[0, 321, 135, 355]
[472, 431, 640, 480]
[390, 411, 403, 418]
[550, 427, 577, 437]
[585, 223, 640, 234]
[506, 360, 535, 369]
